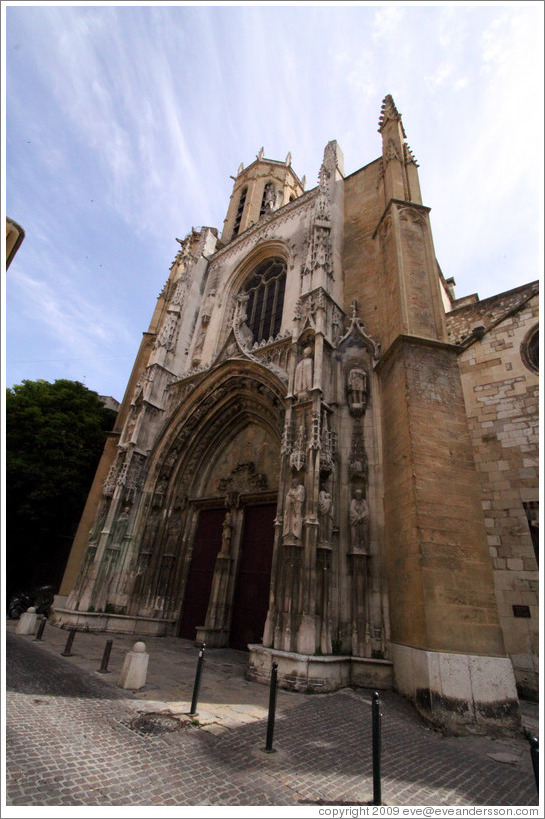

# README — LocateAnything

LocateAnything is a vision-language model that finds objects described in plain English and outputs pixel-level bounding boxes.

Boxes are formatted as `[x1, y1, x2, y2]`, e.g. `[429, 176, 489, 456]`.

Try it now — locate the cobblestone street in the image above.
[4, 628, 540, 810]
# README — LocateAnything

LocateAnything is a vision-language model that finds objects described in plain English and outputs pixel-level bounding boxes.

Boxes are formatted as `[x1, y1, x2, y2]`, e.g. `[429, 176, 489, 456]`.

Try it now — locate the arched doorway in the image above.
[230, 503, 276, 650]
[178, 508, 225, 641]
[178, 502, 277, 650]
[144, 362, 285, 647]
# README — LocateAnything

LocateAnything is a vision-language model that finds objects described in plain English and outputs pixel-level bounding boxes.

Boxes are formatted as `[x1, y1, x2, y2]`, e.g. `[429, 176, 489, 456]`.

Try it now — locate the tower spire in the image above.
[377, 94, 421, 204]
[378, 94, 406, 137]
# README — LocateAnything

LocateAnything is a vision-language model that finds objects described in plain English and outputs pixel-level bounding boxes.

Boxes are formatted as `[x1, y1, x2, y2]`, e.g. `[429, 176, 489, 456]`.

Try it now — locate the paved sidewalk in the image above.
[5, 619, 540, 808]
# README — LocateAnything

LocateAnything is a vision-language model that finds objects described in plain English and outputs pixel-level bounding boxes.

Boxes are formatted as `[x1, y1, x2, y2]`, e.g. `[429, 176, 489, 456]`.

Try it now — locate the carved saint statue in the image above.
[262, 182, 276, 212]
[294, 346, 314, 399]
[347, 367, 367, 413]
[220, 511, 233, 555]
[201, 289, 216, 323]
[349, 489, 370, 554]
[164, 511, 182, 554]
[318, 487, 334, 546]
[283, 478, 306, 544]
[112, 506, 130, 546]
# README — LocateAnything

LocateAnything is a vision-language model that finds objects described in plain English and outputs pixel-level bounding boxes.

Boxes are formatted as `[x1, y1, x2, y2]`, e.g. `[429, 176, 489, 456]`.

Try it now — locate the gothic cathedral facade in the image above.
[53, 96, 539, 732]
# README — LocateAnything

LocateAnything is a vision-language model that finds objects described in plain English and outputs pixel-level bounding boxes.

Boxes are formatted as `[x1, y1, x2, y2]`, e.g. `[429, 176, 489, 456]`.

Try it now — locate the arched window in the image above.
[243, 257, 286, 343]
[232, 187, 247, 238]
[521, 325, 539, 373]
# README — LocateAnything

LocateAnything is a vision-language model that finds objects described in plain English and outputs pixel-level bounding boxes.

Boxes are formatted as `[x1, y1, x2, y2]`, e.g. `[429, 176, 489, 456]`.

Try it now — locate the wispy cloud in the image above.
[5, 2, 543, 398]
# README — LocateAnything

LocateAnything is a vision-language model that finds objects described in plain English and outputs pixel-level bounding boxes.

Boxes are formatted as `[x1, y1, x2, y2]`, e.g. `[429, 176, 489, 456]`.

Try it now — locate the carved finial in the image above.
[378, 94, 406, 137]
[237, 162, 244, 175]
[257, 147, 264, 160]
[301, 175, 306, 190]
[285, 151, 291, 166]
[351, 299, 359, 319]
[403, 143, 419, 167]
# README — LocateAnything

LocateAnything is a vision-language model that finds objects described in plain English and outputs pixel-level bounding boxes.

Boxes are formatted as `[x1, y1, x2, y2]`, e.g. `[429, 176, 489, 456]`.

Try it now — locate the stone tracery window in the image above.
[243, 257, 286, 343]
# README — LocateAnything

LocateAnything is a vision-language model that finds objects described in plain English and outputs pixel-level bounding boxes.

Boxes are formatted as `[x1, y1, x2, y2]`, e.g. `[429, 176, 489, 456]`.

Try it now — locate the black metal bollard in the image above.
[35, 618, 47, 642]
[264, 661, 279, 753]
[97, 639, 113, 674]
[188, 643, 206, 716]
[529, 736, 539, 794]
[372, 690, 382, 806]
[61, 628, 76, 657]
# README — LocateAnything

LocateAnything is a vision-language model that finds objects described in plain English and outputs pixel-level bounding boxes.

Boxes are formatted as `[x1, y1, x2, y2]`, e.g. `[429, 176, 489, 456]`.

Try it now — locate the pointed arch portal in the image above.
[144, 361, 285, 649]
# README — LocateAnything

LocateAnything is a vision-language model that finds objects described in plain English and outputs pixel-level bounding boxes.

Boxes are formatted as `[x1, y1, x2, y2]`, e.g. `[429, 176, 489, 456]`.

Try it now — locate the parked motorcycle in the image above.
[7, 585, 55, 619]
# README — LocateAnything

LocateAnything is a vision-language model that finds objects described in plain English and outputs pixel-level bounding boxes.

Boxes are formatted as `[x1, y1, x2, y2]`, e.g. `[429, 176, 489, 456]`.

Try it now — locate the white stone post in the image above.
[117, 641, 149, 690]
[15, 606, 39, 636]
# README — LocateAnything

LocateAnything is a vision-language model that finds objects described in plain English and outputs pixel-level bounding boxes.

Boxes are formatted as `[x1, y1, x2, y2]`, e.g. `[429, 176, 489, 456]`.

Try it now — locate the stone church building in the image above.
[53, 96, 539, 732]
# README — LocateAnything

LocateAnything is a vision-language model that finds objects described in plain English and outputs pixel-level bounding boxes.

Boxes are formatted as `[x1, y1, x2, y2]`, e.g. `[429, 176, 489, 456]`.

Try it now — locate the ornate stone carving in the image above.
[348, 418, 367, 480]
[378, 94, 405, 136]
[385, 138, 401, 163]
[220, 510, 233, 556]
[289, 423, 306, 471]
[217, 461, 268, 495]
[294, 346, 314, 399]
[261, 182, 277, 215]
[201, 289, 216, 323]
[310, 410, 321, 451]
[281, 415, 292, 456]
[318, 485, 334, 547]
[153, 307, 180, 352]
[319, 413, 336, 474]
[403, 142, 419, 166]
[349, 489, 370, 555]
[139, 507, 162, 555]
[170, 274, 188, 307]
[103, 453, 123, 497]
[338, 300, 381, 362]
[282, 478, 305, 545]
[347, 367, 368, 416]
[125, 452, 147, 499]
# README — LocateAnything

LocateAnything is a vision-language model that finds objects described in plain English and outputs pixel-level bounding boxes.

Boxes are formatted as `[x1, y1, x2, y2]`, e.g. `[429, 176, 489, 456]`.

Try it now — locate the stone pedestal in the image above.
[391, 643, 521, 734]
[15, 607, 39, 636]
[117, 641, 149, 690]
[248, 644, 393, 693]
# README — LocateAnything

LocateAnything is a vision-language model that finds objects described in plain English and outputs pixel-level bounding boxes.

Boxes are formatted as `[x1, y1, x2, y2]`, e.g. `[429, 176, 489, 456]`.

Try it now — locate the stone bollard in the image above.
[15, 606, 39, 636]
[117, 641, 149, 690]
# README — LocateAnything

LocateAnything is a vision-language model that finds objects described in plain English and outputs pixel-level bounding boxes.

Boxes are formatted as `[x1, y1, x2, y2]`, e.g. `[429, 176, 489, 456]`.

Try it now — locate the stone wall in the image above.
[452, 293, 539, 698]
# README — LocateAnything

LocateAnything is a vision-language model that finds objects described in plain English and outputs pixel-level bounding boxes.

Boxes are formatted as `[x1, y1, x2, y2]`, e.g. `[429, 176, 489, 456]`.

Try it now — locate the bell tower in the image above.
[372, 96, 518, 729]
[221, 149, 305, 243]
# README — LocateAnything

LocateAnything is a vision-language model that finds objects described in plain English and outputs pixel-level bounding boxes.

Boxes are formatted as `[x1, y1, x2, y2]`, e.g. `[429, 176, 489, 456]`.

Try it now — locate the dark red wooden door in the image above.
[178, 508, 224, 640]
[230, 504, 276, 651]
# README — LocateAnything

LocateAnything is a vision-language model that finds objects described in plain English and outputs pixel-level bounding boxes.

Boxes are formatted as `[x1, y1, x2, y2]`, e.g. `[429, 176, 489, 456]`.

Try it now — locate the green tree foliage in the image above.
[6, 379, 117, 598]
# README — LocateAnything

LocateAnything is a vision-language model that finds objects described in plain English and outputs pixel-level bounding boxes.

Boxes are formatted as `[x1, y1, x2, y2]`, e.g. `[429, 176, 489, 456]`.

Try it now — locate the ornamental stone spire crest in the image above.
[378, 94, 406, 138]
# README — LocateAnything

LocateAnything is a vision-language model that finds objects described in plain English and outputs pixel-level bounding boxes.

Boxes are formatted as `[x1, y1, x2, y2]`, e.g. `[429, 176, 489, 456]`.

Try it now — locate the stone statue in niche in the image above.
[164, 511, 182, 554]
[111, 506, 130, 546]
[201, 289, 216, 323]
[349, 489, 370, 554]
[283, 478, 305, 544]
[220, 511, 233, 556]
[140, 507, 161, 552]
[294, 346, 314, 399]
[124, 414, 136, 442]
[192, 325, 206, 363]
[318, 485, 334, 547]
[347, 367, 367, 415]
[262, 182, 276, 213]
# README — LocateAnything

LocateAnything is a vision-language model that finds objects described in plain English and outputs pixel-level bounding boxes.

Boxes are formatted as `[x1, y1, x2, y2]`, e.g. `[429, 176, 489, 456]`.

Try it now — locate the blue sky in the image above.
[3, 1, 544, 402]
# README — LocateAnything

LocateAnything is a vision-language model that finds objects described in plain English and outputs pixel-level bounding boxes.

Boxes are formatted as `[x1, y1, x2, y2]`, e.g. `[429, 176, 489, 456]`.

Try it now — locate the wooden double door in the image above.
[178, 504, 276, 650]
